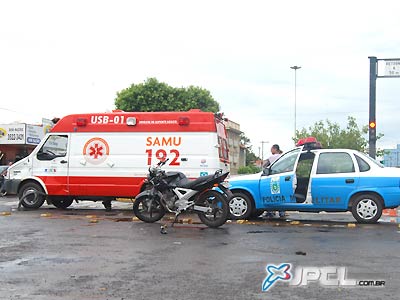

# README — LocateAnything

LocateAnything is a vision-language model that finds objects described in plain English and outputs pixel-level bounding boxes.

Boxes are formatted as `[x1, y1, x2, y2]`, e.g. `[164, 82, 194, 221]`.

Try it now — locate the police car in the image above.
[228, 137, 400, 223]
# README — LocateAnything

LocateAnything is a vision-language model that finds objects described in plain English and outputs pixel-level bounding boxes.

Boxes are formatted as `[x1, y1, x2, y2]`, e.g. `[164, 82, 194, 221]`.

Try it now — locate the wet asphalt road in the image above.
[0, 196, 399, 300]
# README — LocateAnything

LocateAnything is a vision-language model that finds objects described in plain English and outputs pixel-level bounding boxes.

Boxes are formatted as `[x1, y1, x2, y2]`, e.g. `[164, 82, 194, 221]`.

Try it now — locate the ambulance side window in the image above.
[218, 137, 229, 161]
[37, 135, 68, 161]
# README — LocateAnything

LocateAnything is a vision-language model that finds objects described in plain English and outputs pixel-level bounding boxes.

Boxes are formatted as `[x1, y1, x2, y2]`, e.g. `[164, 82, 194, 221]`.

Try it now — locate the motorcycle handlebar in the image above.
[157, 158, 170, 167]
[214, 169, 223, 176]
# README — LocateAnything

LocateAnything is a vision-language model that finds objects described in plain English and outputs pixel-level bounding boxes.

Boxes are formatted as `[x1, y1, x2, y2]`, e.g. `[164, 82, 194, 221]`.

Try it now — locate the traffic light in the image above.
[369, 121, 376, 141]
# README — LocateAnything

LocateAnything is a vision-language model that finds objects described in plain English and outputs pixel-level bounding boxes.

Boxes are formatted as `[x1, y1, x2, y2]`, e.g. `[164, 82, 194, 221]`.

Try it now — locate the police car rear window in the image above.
[355, 154, 370, 172]
[316, 152, 355, 174]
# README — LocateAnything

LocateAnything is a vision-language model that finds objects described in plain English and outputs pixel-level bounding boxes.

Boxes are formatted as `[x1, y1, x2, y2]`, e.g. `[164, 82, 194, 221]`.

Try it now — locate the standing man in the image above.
[263, 144, 282, 168]
[263, 145, 286, 218]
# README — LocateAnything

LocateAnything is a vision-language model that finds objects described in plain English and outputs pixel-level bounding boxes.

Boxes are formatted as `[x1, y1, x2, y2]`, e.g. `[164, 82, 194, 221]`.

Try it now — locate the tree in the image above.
[239, 133, 261, 174]
[114, 78, 220, 112]
[294, 116, 383, 154]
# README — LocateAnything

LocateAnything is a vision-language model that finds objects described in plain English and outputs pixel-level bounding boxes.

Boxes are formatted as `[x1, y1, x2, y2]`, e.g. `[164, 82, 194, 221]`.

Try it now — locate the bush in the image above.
[238, 165, 261, 174]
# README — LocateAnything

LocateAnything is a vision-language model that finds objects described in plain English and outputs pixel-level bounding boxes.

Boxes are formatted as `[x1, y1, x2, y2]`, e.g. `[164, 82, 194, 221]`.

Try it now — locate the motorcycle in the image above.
[133, 159, 232, 229]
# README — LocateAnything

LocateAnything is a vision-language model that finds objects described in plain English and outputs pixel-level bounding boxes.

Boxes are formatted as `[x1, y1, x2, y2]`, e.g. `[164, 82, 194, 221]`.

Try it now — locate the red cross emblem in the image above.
[89, 143, 104, 159]
[83, 137, 109, 165]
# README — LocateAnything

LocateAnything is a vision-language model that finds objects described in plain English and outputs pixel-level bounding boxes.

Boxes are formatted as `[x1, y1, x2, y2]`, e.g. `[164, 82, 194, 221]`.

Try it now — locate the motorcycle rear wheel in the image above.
[196, 190, 228, 228]
[133, 195, 166, 223]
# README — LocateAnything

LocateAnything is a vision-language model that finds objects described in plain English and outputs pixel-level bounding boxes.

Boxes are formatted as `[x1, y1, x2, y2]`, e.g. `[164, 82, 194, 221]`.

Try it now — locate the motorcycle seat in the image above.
[178, 174, 215, 189]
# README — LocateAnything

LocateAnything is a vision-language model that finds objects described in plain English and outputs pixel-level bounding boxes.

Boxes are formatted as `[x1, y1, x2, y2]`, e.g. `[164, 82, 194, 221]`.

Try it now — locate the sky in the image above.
[1, 0, 400, 158]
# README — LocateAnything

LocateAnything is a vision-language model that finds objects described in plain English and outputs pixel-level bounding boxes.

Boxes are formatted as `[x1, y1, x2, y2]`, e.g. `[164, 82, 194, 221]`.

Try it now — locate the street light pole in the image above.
[260, 140, 269, 165]
[290, 65, 301, 138]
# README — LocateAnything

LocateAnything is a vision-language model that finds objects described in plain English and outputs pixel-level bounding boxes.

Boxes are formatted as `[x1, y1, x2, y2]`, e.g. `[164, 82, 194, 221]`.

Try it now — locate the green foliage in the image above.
[296, 157, 314, 178]
[114, 78, 220, 112]
[293, 116, 383, 153]
[245, 151, 259, 166]
[240, 133, 260, 166]
[238, 165, 261, 174]
[240, 133, 251, 146]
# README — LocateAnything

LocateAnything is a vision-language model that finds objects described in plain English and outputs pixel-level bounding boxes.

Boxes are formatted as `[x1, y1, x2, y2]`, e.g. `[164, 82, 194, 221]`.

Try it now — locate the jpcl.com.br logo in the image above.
[262, 263, 386, 291]
[262, 263, 292, 291]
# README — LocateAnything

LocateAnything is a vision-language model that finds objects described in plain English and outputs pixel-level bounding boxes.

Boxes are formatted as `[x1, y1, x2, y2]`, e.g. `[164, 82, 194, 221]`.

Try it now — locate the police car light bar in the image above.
[296, 136, 322, 150]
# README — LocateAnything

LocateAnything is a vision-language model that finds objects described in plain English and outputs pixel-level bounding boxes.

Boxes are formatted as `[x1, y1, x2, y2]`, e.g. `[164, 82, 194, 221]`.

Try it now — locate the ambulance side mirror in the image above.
[37, 150, 56, 161]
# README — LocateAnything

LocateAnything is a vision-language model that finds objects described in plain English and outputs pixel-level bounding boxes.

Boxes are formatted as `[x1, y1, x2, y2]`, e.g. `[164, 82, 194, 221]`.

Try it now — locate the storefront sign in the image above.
[0, 124, 26, 144]
[0, 123, 44, 145]
[26, 124, 44, 145]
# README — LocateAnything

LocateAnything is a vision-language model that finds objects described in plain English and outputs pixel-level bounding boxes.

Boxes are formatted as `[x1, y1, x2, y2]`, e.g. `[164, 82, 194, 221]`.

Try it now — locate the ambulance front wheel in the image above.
[18, 182, 46, 209]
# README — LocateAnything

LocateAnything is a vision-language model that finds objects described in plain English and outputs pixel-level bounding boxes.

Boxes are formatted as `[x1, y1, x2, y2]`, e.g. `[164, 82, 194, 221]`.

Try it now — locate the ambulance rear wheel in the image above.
[51, 197, 74, 209]
[18, 182, 46, 209]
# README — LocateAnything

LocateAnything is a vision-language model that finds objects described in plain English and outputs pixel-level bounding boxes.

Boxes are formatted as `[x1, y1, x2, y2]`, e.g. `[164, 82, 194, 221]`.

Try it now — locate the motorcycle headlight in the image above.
[220, 181, 230, 189]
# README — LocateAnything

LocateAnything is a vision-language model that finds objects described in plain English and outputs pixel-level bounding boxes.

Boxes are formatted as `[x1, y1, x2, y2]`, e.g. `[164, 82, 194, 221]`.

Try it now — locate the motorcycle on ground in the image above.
[133, 159, 232, 229]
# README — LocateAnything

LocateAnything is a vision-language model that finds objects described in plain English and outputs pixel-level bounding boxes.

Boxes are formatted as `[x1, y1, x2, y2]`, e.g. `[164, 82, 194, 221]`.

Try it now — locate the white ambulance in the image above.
[4, 109, 230, 209]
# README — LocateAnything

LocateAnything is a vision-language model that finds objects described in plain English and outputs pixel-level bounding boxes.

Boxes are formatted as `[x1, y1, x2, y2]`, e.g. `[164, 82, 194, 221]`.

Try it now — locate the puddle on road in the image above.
[0, 258, 30, 269]
[0, 256, 87, 270]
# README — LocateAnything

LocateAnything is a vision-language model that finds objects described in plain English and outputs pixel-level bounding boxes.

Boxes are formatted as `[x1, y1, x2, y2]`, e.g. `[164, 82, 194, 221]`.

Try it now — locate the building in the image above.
[0, 123, 47, 164]
[225, 120, 246, 175]
[383, 144, 400, 167]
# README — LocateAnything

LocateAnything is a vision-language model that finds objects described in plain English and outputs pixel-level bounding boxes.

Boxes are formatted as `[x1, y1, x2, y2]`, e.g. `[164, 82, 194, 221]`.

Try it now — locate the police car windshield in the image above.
[270, 148, 301, 174]
[356, 151, 384, 168]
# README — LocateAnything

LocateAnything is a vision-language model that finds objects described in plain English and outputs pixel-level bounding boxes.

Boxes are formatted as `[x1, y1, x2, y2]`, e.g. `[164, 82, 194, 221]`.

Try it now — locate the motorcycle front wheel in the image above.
[196, 190, 228, 228]
[133, 195, 166, 223]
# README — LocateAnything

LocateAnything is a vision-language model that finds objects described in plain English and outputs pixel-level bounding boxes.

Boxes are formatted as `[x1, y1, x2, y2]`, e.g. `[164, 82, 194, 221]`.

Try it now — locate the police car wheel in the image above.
[18, 182, 46, 209]
[228, 192, 253, 220]
[351, 194, 383, 224]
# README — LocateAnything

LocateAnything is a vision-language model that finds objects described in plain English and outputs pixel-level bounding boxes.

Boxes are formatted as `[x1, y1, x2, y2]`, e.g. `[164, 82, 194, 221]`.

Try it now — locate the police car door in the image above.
[311, 151, 359, 210]
[259, 147, 302, 207]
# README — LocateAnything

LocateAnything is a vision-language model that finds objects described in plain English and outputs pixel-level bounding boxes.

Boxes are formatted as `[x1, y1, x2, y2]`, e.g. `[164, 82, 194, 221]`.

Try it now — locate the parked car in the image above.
[227, 138, 400, 223]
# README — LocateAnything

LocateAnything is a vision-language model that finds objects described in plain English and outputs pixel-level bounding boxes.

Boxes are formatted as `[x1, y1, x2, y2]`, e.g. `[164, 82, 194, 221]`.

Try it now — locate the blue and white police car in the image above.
[228, 137, 400, 223]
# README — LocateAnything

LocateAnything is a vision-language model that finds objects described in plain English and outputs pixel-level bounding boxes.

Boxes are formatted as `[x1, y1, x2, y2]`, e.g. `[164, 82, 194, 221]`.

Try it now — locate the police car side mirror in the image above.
[262, 167, 270, 176]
